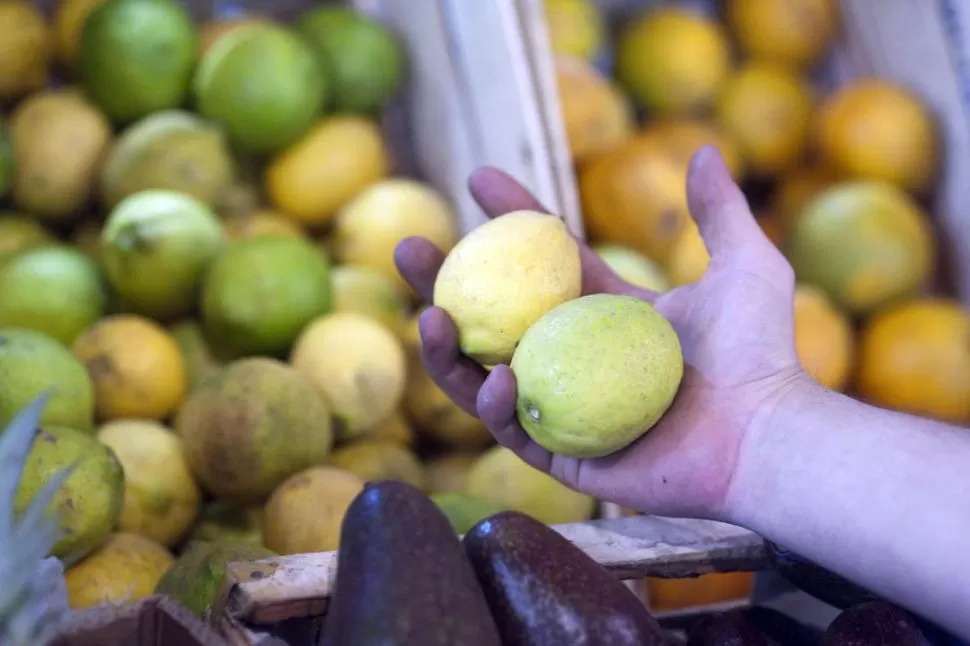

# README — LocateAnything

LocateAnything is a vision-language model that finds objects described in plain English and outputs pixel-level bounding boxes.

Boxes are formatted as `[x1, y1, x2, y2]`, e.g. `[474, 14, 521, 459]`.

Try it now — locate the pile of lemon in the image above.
[0, 0, 598, 614]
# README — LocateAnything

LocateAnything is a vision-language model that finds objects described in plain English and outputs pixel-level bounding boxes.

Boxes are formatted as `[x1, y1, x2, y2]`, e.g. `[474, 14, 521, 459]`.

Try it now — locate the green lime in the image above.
[431, 492, 505, 535]
[194, 24, 329, 153]
[0, 117, 13, 199]
[101, 189, 226, 321]
[0, 212, 55, 269]
[297, 6, 406, 115]
[0, 246, 108, 345]
[0, 328, 95, 431]
[201, 235, 332, 356]
[79, 0, 197, 123]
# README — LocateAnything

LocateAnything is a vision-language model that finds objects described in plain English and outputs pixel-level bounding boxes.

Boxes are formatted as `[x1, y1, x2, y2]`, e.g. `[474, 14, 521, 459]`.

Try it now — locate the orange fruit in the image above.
[856, 299, 970, 424]
[725, 0, 838, 69]
[814, 79, 938, 193]
[640, 118, 744, 179]
[555, 54, 634, 164]
[579, 135, 690, 263]
[72, 314, 187, 421]
[786, 182, 935, 316]
[793, 284, 854, 392]
[716, 62, 814, 177]
[647, 573, 754, 612]
[772, 163, 839, 231]
[615, 6, 731, 116]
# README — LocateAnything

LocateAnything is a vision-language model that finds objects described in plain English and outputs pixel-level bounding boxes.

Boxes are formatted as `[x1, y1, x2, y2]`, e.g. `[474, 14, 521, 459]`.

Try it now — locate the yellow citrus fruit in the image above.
[9, 90, 113, 221]
[793, 284, 854, 392]
[465, 446, 596, 525]
[65, 533, 173, 609]
[262, 466, 364, 554]
[329, 439, 426, 490]
[543, 0, 605, 60]
[726, 0, 838, 69]
[72, 314, 187, 421]
[331, 265, 407, 335]
[362, 408, 415, 445]
[0, 0, 51, 102]
[425, 452, 479, 494]
[579, 135, 690, 263]
[96, 419, 201, 547]
[332, 179, 458, 294]
[290, 312, 407, 439]
[856, 298, 970, 424]
[199, 14, 273, 56]
[266, 116, 388, 227]
[814, 79, 938, 193]
[405, 355, 493, 451]
[223, 209, 306, 241]
[556, 54, 634, 164]
[786, 182, 935, 315]
[640, 118, 745, 180]
[54, 0, 106, 68]
[592, 244, 670, 292]
[0, 212, 55, 267]
[716, 62, 814, 177]
[615, 7, 731, 116]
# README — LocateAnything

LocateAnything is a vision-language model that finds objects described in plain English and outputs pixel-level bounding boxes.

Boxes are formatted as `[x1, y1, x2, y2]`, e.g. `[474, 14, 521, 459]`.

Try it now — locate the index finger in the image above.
[468, 167, 550, 217]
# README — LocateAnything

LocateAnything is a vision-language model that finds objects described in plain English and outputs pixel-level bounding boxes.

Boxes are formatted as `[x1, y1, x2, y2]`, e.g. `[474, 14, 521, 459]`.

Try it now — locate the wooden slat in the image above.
[219, 515, 766, 626]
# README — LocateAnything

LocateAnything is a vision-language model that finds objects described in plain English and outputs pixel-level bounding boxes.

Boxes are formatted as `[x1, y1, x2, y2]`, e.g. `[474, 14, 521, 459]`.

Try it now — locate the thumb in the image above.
[686, 146, 772, 270]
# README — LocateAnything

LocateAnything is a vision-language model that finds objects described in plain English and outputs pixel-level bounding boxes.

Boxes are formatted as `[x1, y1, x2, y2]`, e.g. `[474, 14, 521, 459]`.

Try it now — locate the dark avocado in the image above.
[823, 601, 930, 645]
[686, 611, 771, 646]
[766, 540, 881, 609]
[462, 510, 672, 646]
[320, 481, 501, 646]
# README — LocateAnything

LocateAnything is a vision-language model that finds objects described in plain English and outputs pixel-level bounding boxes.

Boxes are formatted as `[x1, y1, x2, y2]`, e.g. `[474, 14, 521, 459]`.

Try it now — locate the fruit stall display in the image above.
[533, 0, 970, 615]
[0, 0, 585, 643]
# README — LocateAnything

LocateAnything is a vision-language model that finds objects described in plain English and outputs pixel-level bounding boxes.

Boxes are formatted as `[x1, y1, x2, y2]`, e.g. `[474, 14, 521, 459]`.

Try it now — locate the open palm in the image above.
[395, 147, 806, 521]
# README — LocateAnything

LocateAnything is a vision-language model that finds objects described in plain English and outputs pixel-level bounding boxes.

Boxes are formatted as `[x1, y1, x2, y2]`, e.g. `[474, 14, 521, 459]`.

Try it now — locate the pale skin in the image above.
[394, 146, 970, 640]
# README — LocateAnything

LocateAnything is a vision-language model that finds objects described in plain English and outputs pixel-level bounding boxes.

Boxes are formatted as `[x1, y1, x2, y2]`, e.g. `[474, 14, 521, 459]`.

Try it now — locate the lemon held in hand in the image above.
[433, 210, 582, 365]
[511, 294, 684, 458]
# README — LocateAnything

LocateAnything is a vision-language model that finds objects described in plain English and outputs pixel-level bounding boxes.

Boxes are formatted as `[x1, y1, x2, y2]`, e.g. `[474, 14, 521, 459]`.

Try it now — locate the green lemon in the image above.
[194, 23, 329, 153]
[0, 246, 107, 345]
[201, 235, 332, 357]
[79, 0, 197, 123]
[101, 189, 226, 321]
[0, 328, 95, 431]
[296, 6, 406, 115]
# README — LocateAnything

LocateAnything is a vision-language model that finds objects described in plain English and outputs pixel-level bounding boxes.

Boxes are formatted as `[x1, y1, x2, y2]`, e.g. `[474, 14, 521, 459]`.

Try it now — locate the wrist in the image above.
[719, 370, 830, 528]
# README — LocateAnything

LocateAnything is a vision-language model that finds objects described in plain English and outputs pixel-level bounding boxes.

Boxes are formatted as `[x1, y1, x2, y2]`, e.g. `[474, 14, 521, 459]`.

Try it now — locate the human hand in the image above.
[395, 147, 808, 521]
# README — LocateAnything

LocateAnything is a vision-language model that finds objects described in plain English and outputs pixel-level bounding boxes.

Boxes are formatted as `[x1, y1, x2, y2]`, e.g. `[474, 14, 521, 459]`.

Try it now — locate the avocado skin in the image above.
[823, 601, 930, 645]
[320, 480, 502, 646]
[766, 540, 881, 610]
[686, 611, 771, 646]
[462, 510, 672, 646]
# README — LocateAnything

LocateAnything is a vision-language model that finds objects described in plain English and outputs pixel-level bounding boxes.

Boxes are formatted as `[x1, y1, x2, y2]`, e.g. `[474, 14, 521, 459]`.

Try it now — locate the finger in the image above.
[686, 146, 769, 266]
[477, 365, 554, 472]
[394, 237, 445, 303]
[418, 307, 488, 416]
[468, 167, 550, 218]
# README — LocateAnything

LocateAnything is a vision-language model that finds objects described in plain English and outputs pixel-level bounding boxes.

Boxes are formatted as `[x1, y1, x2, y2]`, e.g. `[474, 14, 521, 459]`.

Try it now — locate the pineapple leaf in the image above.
[0, 392, 51, 539]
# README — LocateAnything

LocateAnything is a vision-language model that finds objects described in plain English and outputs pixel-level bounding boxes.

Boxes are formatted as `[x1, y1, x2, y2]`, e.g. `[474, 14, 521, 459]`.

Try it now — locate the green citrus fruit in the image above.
[194, 23, 329, 153]
[201, 235, 332, 356]
[0, 328, 95, 430]
[296, 6, 405, 115]
[0, 246, 107, 345]
[100, 110, 237, 209]
[79, 0, 197, 123]
[100, 189, 226, 321]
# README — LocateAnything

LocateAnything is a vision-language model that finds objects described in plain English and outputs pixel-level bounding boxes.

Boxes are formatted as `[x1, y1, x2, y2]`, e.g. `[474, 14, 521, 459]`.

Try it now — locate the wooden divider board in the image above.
[219, 514, 766, 627]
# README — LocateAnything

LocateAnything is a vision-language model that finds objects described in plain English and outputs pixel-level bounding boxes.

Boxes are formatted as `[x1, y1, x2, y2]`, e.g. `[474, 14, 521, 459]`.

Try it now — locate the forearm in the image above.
[729, 376, 970, 638]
